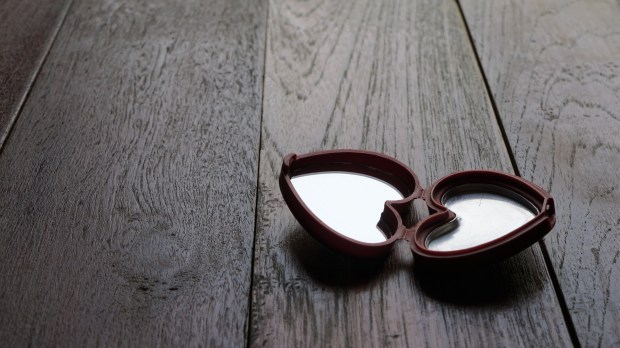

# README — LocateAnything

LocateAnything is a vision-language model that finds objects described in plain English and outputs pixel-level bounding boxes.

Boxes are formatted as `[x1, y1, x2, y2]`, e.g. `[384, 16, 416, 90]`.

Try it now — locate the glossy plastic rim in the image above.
[279, 150, 421, 258]
[410, 170, 555, 267]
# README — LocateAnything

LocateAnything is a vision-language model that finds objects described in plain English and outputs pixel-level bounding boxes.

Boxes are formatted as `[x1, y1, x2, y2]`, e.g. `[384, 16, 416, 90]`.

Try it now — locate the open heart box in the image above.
[279, 150, 556, 268]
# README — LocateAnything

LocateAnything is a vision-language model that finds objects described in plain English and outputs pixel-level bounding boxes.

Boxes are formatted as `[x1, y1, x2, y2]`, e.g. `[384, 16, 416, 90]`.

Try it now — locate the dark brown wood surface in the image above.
[460, 0, 620, 346]
[249, 0, 571, 346]
[0, 0, 72, 148]
[0, 0, 265, 346]
[3, 0, 619, 346]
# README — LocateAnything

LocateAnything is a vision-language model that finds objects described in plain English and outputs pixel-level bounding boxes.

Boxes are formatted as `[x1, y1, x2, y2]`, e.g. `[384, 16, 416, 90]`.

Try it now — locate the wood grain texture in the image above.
[250, 0, 572, 346]
[0, 0, 265, 346]
[460, 0, 620, 346]
[0, 0, 72, 149]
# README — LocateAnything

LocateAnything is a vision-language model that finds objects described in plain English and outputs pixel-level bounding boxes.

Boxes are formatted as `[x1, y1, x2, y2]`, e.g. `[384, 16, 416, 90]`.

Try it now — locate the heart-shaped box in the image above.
[279, 150, 556, 268]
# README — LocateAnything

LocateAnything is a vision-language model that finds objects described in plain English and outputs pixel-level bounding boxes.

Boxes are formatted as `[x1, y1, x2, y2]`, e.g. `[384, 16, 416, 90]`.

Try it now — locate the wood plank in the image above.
[0, 0, 265, 346]
[459, 0, 620, 346]
[250, 0, 572, 346]
[0, 0, 72, 148]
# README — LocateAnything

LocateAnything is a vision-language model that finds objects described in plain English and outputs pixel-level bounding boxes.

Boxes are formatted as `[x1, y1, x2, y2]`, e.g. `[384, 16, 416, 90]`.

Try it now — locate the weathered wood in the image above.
[0, 0, 265, 346]
[0, 0, 72, 149]
[250, 0, 572, 346]
[460, 0, 620, 346]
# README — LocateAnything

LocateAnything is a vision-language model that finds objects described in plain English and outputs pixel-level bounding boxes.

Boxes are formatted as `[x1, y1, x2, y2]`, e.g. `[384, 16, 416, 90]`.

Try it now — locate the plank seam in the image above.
[453, 1, 580, 347]
[246, 1, 270, 347]
[0, 0, 75, 157]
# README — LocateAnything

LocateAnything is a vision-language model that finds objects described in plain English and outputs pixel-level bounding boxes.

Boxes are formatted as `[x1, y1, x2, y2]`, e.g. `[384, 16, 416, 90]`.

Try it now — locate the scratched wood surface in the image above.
[0, 0, 72, 148]
[460, 0, 620, 346]
[250, 0, 572, 346]
[0, 0, 265, 346]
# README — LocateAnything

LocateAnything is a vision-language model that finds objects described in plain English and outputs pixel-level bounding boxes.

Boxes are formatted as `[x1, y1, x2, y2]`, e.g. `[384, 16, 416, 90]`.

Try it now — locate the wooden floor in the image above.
[0, 0, 618, 346]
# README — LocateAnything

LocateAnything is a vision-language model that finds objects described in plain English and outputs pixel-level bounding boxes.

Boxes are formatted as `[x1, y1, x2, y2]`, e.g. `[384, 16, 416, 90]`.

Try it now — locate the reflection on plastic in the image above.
[291, 172, 403, 243]
[426, 185, 538, 251]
